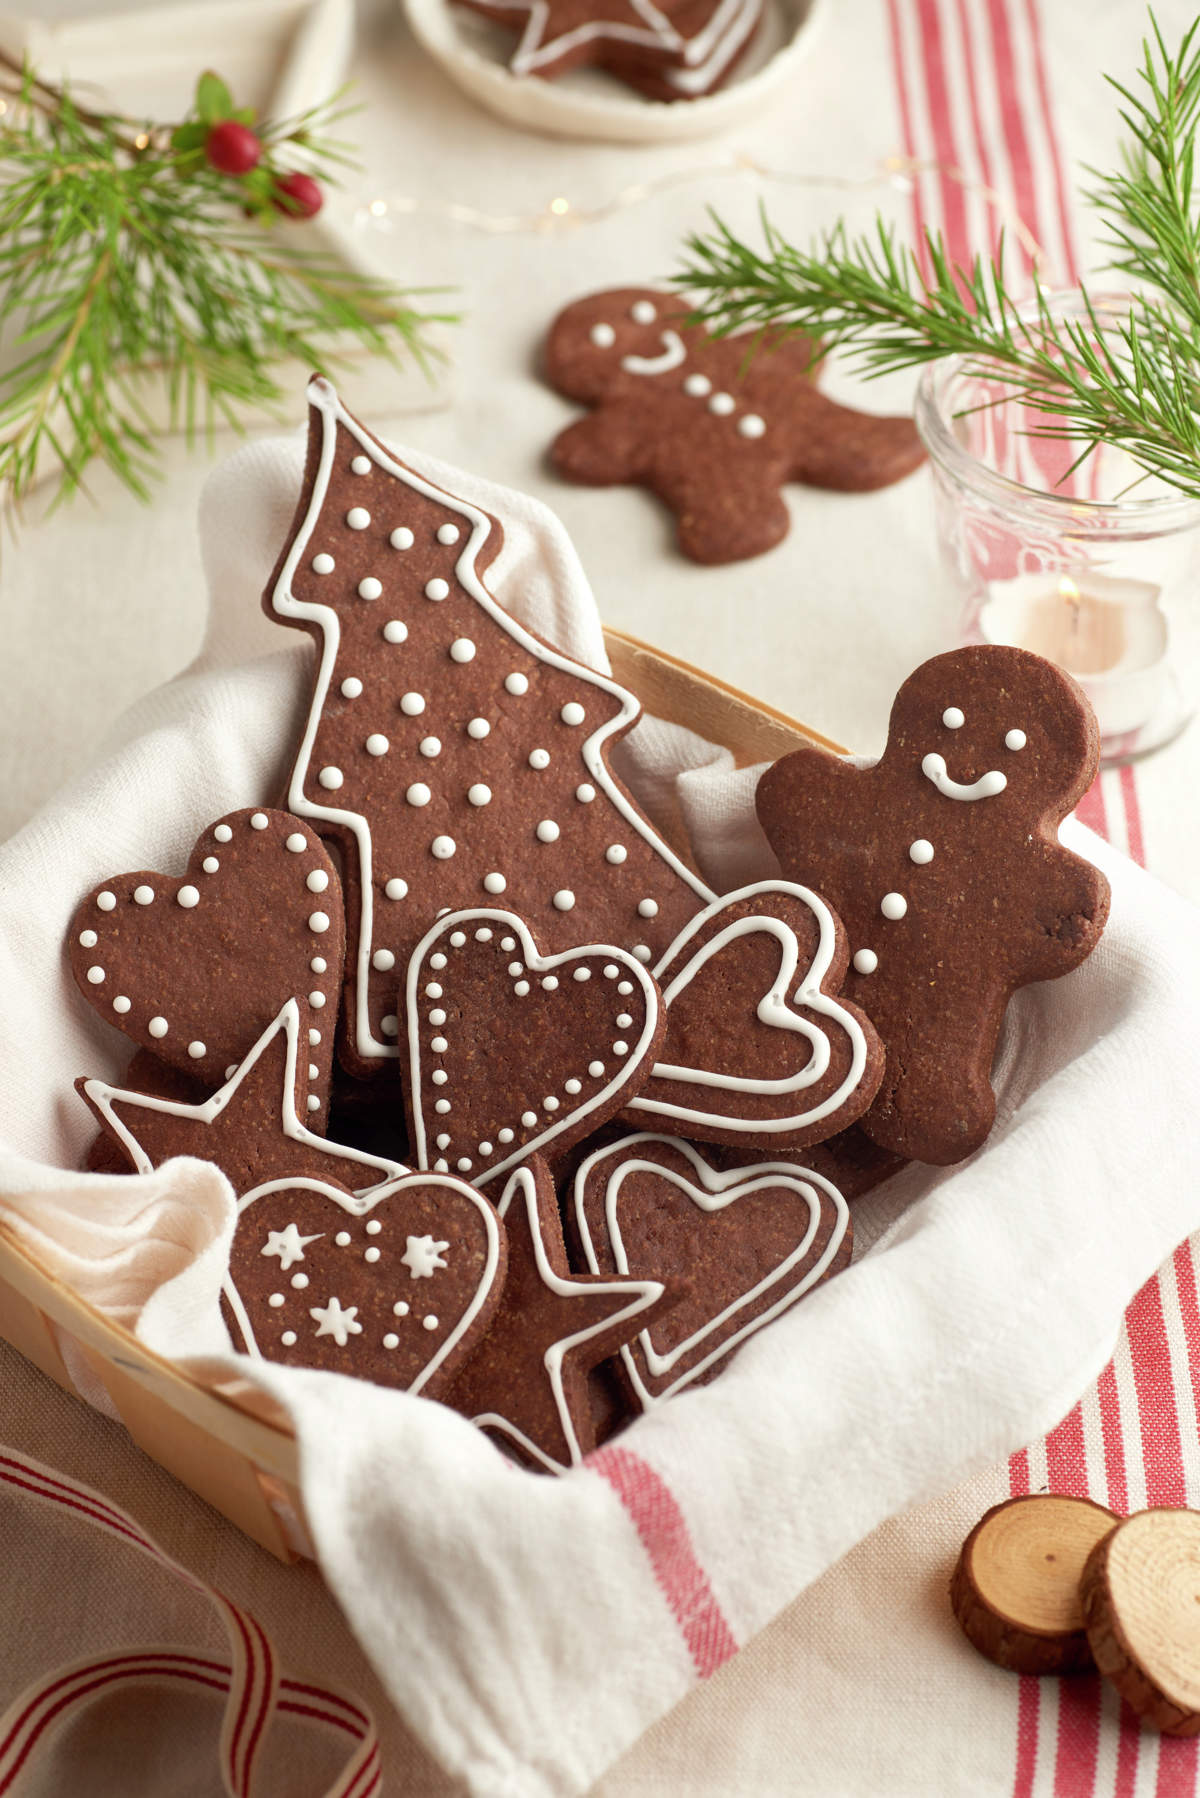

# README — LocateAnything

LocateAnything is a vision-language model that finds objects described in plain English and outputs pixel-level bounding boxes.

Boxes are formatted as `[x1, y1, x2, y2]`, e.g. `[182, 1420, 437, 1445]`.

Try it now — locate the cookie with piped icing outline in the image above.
[545, 288, 926, 564]
[404, 908, 664, 1186]
[263, 376, 710, 1080]
[454, 0, 761, 99]
[624, 879, 885, 1147]
[223, 1170, 506, 1397]
[67, 808, 343, 1128]
[262, 379, 885, 1153]
[602, 0, 764, 98]
[441, 1156, 682, 1472]
[756, 644, 1110, 1165]
[78, 999, 406, 1197]
[572, 1132, 851, 1407]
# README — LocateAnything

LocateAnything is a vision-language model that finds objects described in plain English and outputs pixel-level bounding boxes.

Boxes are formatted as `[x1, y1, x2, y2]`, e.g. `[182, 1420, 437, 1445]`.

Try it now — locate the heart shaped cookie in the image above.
[68, 808, 344, 1123]
[572, 1132, 851, 1407]
[626, 880, 884, 1148]
[223, 1169, 506, 1397]
[404, 909, 665, 1186]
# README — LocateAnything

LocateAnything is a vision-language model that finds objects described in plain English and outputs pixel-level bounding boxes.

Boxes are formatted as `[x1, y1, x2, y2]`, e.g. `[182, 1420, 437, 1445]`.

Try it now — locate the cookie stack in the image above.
[67, 378, 1109, 1474]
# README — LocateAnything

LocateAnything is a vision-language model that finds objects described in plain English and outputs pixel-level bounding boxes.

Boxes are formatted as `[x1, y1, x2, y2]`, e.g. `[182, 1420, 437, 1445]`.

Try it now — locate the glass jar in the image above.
[914, 291, 1200, 765]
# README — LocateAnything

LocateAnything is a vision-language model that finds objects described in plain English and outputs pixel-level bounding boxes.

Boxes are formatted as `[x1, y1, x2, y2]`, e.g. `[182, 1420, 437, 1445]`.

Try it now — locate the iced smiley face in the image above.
[545, 289, 701, 406]
[887, 645, 1101, 821]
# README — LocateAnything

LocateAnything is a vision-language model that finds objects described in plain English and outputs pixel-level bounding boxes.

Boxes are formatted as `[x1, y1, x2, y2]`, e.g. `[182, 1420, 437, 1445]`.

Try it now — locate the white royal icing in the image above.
[627, 880, 872, 1137]
[1006, 729, 1027, 751]
[267, 378, 711, 1065]
[621, 330, 687, 377]
[469, 1165, 667, 1473]
[921, 752, 1007, 802]
[405, 908, 659, 1188]
[506, 0, 687, 76]
[573, 1135, 849, 1410]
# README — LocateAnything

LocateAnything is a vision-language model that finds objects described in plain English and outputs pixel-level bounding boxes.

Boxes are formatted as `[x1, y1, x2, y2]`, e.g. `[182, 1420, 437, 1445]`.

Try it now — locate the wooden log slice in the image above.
[951, 1494, 1118, 1674]
[1081, 1508, 1200, 1735]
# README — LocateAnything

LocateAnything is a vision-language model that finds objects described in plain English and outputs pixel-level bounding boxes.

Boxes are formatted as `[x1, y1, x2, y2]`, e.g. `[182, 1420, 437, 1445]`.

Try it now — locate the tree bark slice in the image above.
[1081, 1508, 1200, 1735]
[951, 1494, 1118, 1674]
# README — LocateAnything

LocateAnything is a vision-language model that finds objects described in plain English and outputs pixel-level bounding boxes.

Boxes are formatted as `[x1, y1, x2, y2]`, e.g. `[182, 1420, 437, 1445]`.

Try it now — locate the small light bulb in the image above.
[549, 196, 570, 216]
[369, 198, 387, 216]
[134, 131, 150, 150]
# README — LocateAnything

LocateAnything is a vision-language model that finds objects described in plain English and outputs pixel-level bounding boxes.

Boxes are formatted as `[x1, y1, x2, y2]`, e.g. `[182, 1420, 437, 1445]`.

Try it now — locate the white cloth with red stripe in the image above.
[2, 428, 1200, 1797]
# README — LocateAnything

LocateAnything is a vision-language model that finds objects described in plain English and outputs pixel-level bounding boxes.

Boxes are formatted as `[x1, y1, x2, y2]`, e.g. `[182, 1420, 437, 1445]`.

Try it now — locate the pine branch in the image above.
[0, 64, 454, 511]
[672, 9, 1200, 502]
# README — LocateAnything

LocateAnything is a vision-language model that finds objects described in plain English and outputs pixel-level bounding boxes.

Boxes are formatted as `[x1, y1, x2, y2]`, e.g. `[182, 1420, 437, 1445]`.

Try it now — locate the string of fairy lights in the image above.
[352, 151, 1048, 270]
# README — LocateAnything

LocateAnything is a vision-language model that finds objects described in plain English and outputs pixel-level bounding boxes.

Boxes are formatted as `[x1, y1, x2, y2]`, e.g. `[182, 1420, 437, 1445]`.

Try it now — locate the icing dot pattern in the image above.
[411, 920, 653, 1182]
[284, 418, 714, 1055]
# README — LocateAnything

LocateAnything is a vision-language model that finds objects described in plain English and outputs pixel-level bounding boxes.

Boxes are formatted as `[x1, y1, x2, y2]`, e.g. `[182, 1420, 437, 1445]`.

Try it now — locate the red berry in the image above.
[205, 120, 262, 175]
[272, 171, 323, 219]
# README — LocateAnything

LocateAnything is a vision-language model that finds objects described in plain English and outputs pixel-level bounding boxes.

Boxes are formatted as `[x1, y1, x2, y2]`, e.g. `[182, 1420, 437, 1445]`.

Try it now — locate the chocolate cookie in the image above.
[68, 808, 343, 1125]
[224, 1171, 506, 1396]
[572, 1132, 850, 1406]
[404, 908, 664, 1185]
[545, 287, 926, 563]
[756, 645, 1110, 1164]
[441, 1157, 681, 1471]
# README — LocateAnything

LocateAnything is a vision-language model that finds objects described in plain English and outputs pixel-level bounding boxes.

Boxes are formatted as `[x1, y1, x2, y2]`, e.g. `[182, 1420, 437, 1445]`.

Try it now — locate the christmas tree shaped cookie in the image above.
[263, 380, 883, 1151]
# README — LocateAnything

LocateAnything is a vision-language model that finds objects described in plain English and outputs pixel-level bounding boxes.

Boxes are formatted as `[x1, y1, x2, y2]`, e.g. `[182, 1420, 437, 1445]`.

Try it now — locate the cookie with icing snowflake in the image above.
[545, 287, 926, 563]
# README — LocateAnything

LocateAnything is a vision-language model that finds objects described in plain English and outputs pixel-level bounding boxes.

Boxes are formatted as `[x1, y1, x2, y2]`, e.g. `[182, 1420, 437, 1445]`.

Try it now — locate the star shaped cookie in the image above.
[441, 1156, 681, 1472]
[78, 999, 406, 1201]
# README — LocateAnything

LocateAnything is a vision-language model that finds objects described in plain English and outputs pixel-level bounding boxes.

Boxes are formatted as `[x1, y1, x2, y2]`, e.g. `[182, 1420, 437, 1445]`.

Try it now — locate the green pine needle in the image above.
[673, 9, 1200, 502]
[0, 60, 454, 511]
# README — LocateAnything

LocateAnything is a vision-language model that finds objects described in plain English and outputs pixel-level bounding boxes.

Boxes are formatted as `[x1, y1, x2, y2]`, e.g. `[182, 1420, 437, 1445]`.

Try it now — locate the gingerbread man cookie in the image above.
[544, 288, 926, 563]
[756, 645, 1110, 1164]
[261, 379, 882, 1150]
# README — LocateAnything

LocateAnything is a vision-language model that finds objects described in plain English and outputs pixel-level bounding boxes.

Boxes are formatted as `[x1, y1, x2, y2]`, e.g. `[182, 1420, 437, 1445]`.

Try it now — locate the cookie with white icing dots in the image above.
[756, 645, 1111, 1165]
[572, 1133, 852, 1408]
[403, 908, 665, 1185]
[545, 288, 927, 564]
[223, 1171, 506, 1397]
[452, 0, 762, 100]
[67, 807, 343, 1128]
[262, 377, 881, 1153]
[441, 1157, 682, 1472]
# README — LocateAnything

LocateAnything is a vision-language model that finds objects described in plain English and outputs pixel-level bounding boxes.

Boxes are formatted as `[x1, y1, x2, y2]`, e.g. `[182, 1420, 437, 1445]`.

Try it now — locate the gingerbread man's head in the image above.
[543, 288, 696, 405]
[884, 645, 1100, 823]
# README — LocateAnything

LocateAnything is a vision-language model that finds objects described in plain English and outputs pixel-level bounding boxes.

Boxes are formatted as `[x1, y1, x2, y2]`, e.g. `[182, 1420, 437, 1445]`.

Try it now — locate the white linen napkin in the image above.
[1, 430, 1198, 1798]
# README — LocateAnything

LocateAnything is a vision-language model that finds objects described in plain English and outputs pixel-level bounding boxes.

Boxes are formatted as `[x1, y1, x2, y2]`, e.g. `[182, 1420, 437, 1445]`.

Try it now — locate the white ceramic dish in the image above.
[403, 0, 825, 144]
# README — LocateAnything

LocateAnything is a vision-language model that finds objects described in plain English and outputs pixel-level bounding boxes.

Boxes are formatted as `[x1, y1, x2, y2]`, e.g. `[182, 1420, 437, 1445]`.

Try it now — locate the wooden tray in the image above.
[0, 628, 838, 1562]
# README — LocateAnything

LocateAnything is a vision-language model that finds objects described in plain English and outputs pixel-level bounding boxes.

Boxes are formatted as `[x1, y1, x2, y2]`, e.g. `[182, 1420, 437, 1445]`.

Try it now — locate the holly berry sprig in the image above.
[173, 71, 325, 219]
[0, 61, 450, 511]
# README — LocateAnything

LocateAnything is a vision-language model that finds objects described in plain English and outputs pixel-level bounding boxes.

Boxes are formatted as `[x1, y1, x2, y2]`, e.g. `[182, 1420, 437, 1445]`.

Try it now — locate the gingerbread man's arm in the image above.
[1013, 840, 1111, 985]
[784, 388, 927, 493]
[551, 406, 646, 487]
[755, 746, 866, 886]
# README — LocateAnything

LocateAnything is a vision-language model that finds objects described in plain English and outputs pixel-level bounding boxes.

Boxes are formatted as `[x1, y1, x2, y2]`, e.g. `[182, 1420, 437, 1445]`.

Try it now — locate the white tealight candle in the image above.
[979, 570, 1169, 739]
